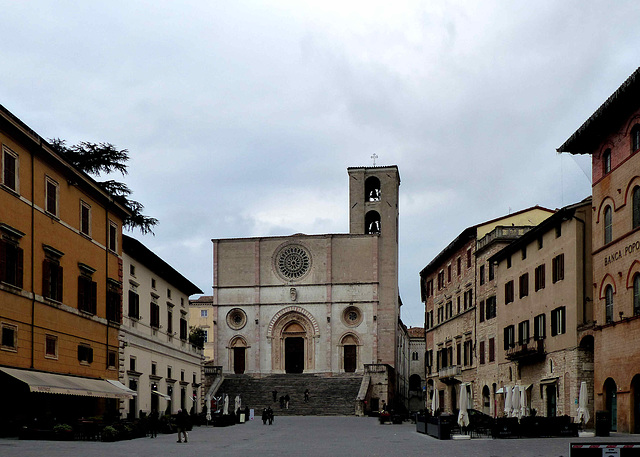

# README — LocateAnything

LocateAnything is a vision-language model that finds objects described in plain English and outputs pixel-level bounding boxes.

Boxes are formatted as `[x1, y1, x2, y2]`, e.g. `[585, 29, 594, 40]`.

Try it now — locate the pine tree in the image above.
[50, 139, 158, 235]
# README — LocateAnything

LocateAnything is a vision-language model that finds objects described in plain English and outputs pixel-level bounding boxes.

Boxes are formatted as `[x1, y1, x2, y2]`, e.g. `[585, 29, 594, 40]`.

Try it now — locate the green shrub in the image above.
[53, 424, 73, 433]
[101, 425, 119, 442]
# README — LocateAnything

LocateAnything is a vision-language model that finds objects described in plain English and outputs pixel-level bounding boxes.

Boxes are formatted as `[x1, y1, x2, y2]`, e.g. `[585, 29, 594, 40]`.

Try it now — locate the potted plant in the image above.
[53, 424, 74, 441]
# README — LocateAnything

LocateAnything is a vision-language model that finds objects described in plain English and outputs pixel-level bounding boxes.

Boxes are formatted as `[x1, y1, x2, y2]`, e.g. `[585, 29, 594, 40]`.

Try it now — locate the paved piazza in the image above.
[1, 416, 639, 457]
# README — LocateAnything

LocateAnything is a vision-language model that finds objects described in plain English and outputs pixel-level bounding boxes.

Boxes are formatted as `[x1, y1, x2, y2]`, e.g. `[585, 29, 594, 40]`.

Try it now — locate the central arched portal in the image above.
[285, 336, 305, 373]
[268, 308, 318, 374]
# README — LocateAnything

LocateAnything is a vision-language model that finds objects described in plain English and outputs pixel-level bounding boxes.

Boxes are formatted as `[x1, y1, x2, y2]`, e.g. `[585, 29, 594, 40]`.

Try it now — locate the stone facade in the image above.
[559, 67, 640, 433]
[490, 200, 593, 423]
[203, 166, 402, 408]
[421, 207, 554, 414]
[120, 235, 203, 418]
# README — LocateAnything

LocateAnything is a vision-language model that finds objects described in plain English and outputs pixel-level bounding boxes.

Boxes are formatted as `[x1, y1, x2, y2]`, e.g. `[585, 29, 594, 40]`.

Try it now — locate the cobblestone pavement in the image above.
[1, 416, 639, 457]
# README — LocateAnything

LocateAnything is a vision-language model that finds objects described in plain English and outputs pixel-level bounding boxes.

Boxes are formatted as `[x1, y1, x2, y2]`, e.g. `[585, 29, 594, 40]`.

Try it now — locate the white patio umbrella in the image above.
[235, 395, 241, 413]
[223, 395, 229, 415]
[511, 385, 521, 419]
[520, 386, 527, 418]
[576, 381, 590, 425]
[503, 386, 512, 417]
[431, 387, 440, 413]
[458, 383, 470, 428]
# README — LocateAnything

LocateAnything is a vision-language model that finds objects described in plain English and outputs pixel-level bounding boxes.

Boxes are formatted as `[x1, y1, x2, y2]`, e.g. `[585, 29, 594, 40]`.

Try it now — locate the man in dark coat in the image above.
[267, 406, 274, 425]
[262, 408, 268, 425]
[176, 409, 188, 443]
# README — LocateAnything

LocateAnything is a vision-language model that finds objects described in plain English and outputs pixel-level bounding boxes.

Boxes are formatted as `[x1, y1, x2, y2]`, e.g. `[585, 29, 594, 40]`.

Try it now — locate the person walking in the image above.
[267, 406, 274, 425]
[176, 409, 188, 443]
[304, 389, 310, 403]
[148, 410, 158, 438]
[272, 390, 278, 402]
[279, 396, 285, 409]
[262, 408, 268, 425]
[285, 394, 290, 409]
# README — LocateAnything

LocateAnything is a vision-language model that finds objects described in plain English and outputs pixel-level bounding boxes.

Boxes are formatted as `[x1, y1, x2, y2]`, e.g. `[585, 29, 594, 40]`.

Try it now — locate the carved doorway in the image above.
[285, 337, 304, 373]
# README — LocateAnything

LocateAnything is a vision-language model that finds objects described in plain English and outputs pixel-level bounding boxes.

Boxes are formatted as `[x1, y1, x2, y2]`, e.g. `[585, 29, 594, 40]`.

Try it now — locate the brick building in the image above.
[490, 199, 593, 423]
[420, 207, 553, 414]
[558, 67, 640, 433]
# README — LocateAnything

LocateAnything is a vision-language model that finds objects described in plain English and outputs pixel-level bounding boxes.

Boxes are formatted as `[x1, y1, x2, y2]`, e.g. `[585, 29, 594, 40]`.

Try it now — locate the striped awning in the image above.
[0, 367, 135, 399]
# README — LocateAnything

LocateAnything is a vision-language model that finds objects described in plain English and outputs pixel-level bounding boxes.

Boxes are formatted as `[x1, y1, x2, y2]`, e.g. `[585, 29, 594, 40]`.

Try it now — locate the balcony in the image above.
[438, 365, 462, 384]
[506, 339, 546, 363]
[477, 226, 534, 252]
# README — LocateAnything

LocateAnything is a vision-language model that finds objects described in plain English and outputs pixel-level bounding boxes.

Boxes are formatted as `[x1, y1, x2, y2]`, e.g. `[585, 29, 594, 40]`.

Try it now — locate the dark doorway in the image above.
[633, 375, 640, 434]
[605, 378, 618, 431]
[234, 347, 246, 374]
[546, 385, 557, 417]
[285, 337, 304, 373]
[344, 345, 356, 372]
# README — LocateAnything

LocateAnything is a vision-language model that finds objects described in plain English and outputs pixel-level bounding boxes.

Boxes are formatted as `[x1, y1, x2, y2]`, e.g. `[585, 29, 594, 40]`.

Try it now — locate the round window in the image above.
[342, 306, 362, 327]
[275, 244, 311, 281]
[226, 308, 247, 330]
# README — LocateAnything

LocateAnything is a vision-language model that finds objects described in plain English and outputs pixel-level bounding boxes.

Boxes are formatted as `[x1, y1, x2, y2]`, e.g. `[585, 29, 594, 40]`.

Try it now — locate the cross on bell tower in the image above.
[371, 153, 378, 167]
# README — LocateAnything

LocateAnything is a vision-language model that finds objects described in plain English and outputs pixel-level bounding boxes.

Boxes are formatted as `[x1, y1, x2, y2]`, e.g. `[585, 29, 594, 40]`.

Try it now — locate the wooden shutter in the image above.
[16, 247, 23, 288]
[551, 310, 557, 336]
[78, 276, 85, 309]
[42, 259, 50, 298]
[56, 265, 63, 301]
[91, 281, 97, 314]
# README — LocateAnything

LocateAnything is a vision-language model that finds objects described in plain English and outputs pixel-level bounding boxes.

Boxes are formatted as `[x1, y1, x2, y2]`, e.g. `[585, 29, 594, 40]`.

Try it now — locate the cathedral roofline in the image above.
[211, 232, 380, 243]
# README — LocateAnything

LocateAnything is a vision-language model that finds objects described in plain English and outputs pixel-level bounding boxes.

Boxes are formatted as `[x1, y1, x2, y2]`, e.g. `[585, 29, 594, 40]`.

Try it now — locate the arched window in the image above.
[604, 206, 613, 244]
[605, 285, 614, 324]
[633, 186, 640, 229]
[365, 176, 381, 202]
[634, 274, 640, 317]
[603, 149, 611, 174]
[365, 210, 381, 234]
[632, 124, 640, 153]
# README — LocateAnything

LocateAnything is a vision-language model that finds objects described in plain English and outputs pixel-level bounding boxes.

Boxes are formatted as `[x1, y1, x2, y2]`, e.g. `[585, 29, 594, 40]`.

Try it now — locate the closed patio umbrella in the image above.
[520, 386, 527, 418]
[431, 387, 440, 413]
[576, 381, 590, 425]
[511, 385, 520, 419]
[504, 386, 512, 417]
[458, 383, 470, 428]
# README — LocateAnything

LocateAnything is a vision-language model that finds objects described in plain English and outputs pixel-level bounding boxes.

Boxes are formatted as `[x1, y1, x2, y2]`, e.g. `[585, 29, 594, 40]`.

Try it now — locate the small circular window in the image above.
[227, 308, 247, 330]
[342, 306, 362, 327]
[275, 244, 311, 281]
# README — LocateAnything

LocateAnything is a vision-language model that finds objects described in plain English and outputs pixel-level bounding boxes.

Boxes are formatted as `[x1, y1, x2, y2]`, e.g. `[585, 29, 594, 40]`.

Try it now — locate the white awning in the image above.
[0, 367, 134, 399]
[152, 390, 171, 401]
[106, 379, 137, 397]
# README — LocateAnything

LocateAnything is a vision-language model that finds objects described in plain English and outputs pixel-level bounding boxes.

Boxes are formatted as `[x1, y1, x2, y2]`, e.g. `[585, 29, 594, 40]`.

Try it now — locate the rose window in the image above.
[276, 245, 311, 280]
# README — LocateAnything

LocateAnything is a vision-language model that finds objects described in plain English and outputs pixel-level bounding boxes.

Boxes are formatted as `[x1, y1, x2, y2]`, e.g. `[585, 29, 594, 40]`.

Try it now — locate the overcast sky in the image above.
[2, 1, 638, 327]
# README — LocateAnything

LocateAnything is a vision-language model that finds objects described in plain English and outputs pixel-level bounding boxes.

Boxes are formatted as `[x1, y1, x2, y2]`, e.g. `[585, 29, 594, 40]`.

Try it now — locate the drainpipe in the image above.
[573, 215, 587, 325]
[30, 142, 37, 368]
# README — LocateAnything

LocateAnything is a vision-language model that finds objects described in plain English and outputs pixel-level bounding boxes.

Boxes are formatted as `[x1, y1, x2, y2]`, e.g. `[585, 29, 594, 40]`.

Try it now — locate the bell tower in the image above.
[347, 165, 400, 367]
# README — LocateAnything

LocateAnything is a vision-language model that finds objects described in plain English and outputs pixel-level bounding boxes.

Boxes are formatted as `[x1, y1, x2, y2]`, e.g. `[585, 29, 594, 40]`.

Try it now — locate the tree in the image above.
[50, 139, 158, 234]
[189, 326, 206, 349]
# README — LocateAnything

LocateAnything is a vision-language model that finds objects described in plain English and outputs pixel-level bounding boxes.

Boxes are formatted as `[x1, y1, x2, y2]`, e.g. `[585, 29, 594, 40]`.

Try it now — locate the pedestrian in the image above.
[262, 408, 268, 425]
[175, 409, 188, 443]
[148, 410, 158, 438]
[267, 406, 274, 425]
[304, 389, 309, 403]
[272, 389, 278, 402]
[285, 394, 290, 409]
[279, 396, 285, 409]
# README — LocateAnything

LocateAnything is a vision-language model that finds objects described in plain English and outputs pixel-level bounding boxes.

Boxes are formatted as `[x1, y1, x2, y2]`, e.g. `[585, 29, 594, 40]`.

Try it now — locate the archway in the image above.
[365, 210, 381, 234]
[341, 333, 359, 373]
[482, 385, 491, 415]
[365, 176, 381, 201]
[409, 374, 422, 392]
[604, 378, 618, 431]
[284, 323, 305, 373]
[230, 336, 248, 374]
[268, 307, 319, 374]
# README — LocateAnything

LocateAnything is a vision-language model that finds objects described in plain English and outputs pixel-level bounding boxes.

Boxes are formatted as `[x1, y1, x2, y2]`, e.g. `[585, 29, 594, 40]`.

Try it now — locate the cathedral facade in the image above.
[208, 166, 400, 379]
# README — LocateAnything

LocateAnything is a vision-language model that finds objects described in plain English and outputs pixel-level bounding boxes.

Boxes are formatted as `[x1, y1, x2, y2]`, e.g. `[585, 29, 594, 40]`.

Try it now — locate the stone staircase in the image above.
[217, 373, 363, 416]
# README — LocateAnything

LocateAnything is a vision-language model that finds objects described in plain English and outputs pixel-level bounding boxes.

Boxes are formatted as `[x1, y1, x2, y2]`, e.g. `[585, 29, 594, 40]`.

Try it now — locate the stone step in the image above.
[217, 373, 362, 416]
